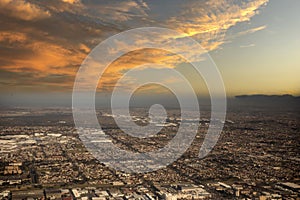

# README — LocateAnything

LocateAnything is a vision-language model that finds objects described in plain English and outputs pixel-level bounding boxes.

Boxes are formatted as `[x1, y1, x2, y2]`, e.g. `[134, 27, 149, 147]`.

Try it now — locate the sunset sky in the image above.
[0, 0, 299, 104]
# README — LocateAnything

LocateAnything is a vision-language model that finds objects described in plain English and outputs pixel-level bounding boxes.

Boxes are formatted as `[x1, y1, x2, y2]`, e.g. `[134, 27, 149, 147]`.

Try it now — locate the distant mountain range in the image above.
[233, 94, 300, 111]
[235, 94, 300, 100]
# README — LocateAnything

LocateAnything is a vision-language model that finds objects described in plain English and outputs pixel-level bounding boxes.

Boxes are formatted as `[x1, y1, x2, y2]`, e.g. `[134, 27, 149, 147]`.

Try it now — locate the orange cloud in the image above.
[0, 0, 269, 93]
[0, 31, 88, 90]
[85, 0, 149, 22]
[1, 38, 84, 74]
[237, 25, 267, 36]
[0, 0, 50, 20]
[94, 49, 185, 92]
[0, 31, 27, 43]
[62, 0, 80, 4]
[167, 0, 269, 50]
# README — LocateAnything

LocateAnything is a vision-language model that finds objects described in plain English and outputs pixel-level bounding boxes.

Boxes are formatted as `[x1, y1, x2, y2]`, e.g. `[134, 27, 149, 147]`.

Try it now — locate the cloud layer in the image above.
[0, 0, 268, 92]
[0, 0, 50, 20]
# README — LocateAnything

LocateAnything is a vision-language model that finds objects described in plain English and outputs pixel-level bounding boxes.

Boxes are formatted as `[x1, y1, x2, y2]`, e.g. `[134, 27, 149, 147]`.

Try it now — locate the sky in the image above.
[0, 0, 299, 105]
